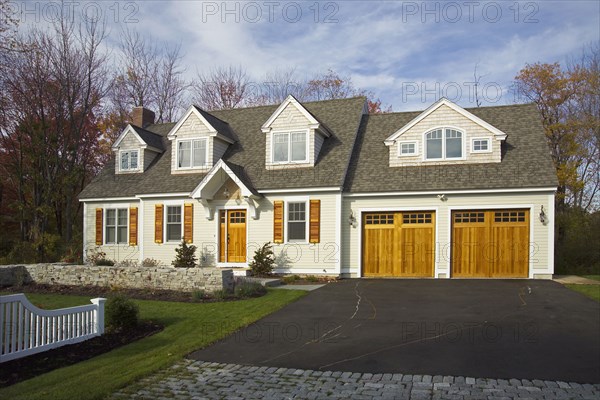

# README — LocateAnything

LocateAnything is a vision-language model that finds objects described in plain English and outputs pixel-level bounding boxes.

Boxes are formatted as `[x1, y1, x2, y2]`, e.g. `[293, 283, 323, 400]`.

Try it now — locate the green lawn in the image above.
[0, 289, 305, 400]
[566, 284, 600, 302]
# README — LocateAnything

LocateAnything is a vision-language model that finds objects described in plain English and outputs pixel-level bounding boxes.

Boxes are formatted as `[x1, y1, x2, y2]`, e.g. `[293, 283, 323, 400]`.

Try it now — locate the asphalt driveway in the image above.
[188, 280, 600, 383]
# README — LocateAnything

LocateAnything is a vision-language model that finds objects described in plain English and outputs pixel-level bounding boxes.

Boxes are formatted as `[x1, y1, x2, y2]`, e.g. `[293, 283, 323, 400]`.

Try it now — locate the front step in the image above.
[229, 268, 252, 277]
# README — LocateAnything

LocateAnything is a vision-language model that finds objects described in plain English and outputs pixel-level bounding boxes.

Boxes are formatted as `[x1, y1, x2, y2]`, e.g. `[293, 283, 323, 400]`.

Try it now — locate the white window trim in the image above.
[176, 138, 209, 170]
[119, 149, 140, 172]
[164, 203, 184, 243]
[422, 127, 466, 161]
[284, 198, 309, 244]
[471, 137, 492, 153]
[103, 207, 129, 245]
[270, 129, 310, 165]
[397, 140, 419, 157]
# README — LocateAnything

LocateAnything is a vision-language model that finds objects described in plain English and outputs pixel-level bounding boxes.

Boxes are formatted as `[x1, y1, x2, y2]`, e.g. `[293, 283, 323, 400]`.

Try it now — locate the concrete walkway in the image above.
[553, 275, 600, 285]
[110, 360, 600, 400]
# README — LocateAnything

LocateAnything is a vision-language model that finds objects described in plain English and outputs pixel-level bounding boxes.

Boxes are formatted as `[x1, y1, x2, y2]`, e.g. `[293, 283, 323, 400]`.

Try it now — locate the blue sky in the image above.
[12, 0, 600, 111]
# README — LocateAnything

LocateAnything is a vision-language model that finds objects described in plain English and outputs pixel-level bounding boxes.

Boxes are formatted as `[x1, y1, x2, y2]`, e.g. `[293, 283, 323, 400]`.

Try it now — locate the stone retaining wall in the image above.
[0, 264, 234, 293]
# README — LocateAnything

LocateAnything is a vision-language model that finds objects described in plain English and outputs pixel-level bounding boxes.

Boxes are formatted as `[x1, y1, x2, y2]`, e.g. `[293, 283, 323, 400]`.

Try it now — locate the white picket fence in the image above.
[0, 293, 106, 363]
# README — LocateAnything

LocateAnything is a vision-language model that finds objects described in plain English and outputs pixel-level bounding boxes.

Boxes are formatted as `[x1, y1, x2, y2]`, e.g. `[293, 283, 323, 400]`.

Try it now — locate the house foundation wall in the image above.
[0, 264, 233, 293]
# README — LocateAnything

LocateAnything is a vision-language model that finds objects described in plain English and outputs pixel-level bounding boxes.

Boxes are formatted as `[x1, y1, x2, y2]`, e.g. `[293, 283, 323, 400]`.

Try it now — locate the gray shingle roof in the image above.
[130, 125, 165, 151]
[79, 97, 367, 199]
[344, 103, 558, 193]
[193, 106, 238, 143]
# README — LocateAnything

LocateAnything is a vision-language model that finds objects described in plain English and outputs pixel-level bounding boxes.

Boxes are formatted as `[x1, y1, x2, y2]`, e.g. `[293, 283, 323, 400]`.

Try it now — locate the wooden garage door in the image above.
[452, 210, 529, 278]
[363, 212, 435, 277]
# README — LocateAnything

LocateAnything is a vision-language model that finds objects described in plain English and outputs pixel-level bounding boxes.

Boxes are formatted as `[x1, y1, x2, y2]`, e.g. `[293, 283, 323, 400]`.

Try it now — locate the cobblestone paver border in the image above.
[110, 360, 600, 400]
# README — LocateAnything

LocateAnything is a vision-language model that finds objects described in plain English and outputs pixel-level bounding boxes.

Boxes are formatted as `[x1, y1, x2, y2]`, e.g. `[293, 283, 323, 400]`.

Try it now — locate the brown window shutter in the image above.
[273, 200, 284, 243]
[155, 204, 163, 243]
[309, 199, 321, 243]
[129, 207, 138, 246]
[95, 208, 103, 245]
[184, 203, 193, 243]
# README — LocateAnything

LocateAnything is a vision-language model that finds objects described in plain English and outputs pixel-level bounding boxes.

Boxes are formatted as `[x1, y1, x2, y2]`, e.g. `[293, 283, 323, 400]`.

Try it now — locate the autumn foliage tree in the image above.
[0, 17, 109, 261]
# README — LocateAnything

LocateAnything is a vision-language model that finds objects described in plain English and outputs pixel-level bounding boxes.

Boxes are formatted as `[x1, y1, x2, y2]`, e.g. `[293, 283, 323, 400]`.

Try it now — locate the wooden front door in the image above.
[452, 209, 529, 278]
[362, 211, 435, 277]
[219, 210, 247, 263]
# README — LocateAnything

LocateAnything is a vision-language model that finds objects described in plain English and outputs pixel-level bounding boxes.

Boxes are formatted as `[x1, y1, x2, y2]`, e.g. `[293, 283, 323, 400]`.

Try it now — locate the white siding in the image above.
[143, 149, 159, 170]
[212, 137, 230, 163]
[83, 201, 141, 262]
[389, 104, 502, 167]
[137, 191, 342, 273]
[341, 191, 554, 279]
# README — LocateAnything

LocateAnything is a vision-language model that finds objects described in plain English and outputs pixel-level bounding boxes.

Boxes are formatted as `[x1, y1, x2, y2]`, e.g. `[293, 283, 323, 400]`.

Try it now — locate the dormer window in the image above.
[120, 150, 139, 171]
[425, 128, 463, 160]
[177, 138, 207, 169]
[272, 131, 308, 164]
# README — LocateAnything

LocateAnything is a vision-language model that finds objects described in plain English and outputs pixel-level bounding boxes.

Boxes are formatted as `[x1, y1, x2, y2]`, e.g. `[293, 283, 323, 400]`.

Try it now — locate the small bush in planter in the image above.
[235, 281, 267, 298]
[249, 242, 275, 277]
[105, 295, 139, 332]
[96, 258, 115, 266]
[172, 240, 197, 268]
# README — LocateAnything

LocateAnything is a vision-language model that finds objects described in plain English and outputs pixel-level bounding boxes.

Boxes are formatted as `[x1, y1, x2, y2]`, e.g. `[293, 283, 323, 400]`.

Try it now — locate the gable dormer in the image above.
[261, 95, 331, 169]
[167, 106, 235, 174]
[112, 125, 164, 174]
[384, 98, 507, 167]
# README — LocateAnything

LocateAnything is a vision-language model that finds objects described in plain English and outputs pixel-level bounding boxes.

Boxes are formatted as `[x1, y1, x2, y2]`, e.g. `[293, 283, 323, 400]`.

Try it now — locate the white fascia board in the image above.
[261, 95, 320, 133]
[79, 196, 139, 202]
[384, 98, 508, 145]
[259, 187, 342, 194]
[344, 187, 558, 197]
[166, 105, 217, 140]
[135, 192, 191, 199]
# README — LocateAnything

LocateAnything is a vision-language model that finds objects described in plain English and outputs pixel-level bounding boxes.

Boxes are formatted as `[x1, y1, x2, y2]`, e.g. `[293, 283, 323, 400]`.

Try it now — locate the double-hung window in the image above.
[178, 138, 207, 168]
[425, 128, 463, 160]
[166, 205, 182, 242]
[120, 150, 139, 171]
[105, 209, 128, 244]
[272, 131, 307, 163]
[287, 202, 306, 241]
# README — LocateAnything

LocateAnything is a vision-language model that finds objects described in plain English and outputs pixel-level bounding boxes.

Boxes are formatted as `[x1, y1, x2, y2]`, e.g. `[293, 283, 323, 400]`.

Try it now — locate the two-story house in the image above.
[79, 96, 558, 279]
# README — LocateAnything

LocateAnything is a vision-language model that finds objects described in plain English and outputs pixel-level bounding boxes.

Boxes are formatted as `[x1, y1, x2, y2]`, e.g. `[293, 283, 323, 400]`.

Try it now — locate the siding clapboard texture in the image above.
[389, 104, 501, 167]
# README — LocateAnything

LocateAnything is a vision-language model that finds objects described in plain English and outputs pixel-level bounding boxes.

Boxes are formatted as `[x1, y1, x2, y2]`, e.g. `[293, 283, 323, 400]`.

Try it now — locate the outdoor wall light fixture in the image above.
[539, 205, 548, 225]
[348, 211, 358, 228]
[437, 194, 447, 201]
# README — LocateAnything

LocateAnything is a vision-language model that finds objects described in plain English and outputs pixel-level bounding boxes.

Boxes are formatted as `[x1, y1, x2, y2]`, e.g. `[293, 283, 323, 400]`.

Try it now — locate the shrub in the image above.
[235, 281, 267, 298]
[85, 247, 107, 265]
[191, 290, 206, 302]
[282, 274, 300, 284]
[117, 259, 139, 268]
[212, 289, 229, 301]
[96, 259, 115, 266]
[141, 258, 163, 268]
[305, 275, 319, 282]
[172, 240, 197, 268]
[249, 242, 275, 277]
[105, 295, 139, 332]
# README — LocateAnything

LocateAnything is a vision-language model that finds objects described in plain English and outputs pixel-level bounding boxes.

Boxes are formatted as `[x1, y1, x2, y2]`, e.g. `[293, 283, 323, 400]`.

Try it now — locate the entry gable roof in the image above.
[190, 159, 259, 199]
[383, 98, 508, 146]
[167, 105, 236, 144]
